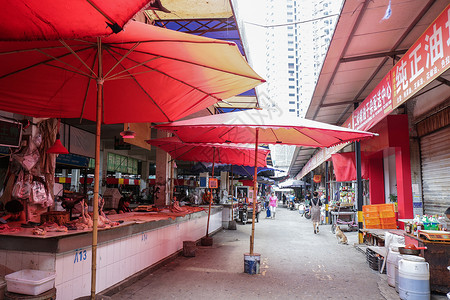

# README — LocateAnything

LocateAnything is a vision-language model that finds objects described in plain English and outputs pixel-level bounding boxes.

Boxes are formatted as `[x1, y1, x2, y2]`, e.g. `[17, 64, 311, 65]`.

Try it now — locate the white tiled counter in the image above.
[0, 206, 222, 299]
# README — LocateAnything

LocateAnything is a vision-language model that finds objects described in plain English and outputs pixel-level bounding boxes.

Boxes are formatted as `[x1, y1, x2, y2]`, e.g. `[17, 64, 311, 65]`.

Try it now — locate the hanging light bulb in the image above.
[120, 123, 135, 139]
[47, 119, 69, 154]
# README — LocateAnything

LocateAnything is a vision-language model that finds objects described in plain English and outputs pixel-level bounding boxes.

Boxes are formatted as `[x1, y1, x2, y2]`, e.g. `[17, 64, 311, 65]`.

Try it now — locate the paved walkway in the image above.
[107, 207, 442, 300]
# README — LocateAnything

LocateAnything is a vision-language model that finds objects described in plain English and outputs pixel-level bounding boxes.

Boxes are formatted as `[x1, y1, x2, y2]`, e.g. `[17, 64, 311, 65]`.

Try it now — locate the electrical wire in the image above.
[243, 13, 339, 28]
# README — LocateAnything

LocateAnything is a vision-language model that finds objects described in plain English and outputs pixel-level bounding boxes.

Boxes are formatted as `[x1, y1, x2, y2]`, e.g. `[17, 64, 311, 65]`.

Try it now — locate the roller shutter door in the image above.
[420, 126, 450, 215]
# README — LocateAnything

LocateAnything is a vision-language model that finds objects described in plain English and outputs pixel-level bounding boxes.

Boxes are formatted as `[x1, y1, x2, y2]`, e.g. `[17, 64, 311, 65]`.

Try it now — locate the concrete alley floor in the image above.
[106, 207, 442, 300]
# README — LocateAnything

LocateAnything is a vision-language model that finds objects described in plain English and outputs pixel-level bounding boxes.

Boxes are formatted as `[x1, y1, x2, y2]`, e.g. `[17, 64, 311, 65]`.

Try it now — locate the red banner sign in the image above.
[352, 72, 393, 131]
[393, 4, 450, 107]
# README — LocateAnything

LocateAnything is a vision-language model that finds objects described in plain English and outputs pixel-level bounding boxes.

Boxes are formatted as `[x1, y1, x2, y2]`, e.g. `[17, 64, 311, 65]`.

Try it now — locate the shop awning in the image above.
[291, 1, 450, 179]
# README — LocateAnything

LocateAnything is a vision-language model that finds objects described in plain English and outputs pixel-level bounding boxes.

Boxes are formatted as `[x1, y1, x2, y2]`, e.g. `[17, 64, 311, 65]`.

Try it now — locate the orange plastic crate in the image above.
[363, 205, 379, 213]
[379, 210, 395, 218]
[377, 203, 395, 212]
[380, 217, 396, 224]
[364, 211, 380, 219]
[381, 222, 397, 229]
[364, 217, 381, 226]
[365, 224, 382, 229]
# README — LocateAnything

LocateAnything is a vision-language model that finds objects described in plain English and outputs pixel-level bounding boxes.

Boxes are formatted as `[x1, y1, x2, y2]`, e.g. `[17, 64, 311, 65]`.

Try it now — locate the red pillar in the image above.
[395, 146, 413, 220]
[368, 151, 385, 205]
[388, 115, 413, 220]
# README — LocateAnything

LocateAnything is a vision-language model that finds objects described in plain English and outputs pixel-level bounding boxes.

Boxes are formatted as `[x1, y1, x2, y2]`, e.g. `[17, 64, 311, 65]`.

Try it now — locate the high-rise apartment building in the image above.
[285, 0, 343, 117]
[242, 0, 342, 117]
[234, 0, 343, 170]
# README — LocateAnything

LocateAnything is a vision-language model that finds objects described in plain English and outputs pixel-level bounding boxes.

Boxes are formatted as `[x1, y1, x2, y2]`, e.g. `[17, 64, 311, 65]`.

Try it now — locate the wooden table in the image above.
[360, 229, 404, 246]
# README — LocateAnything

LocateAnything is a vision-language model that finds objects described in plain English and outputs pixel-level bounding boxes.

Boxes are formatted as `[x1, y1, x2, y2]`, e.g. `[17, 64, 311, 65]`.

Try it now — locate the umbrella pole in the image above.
[205, 148, 215, 237]
[250, 129, 259, 255]
[91, 37, 103, 300]
[170, 160, 174, 202]
[230, 165, 233, 219]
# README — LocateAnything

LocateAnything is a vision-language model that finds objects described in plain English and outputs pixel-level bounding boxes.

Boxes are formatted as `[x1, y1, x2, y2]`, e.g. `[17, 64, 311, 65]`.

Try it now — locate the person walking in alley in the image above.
[269, 192, 278, 219]
[310, 191, 322, 234]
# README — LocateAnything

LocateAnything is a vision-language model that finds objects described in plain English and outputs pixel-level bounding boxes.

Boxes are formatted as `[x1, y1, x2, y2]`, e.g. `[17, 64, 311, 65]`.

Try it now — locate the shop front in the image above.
[0, 116, 224, 299]
[296, 3, 450, 224]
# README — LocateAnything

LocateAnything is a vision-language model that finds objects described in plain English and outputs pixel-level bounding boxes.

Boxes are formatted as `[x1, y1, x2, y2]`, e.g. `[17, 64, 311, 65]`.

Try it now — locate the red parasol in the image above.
[0, 21, 264, 296]
[147, 136, 269, 241]
[156, 109, 377, 255]
[0, 0, 153, 41]
[146, 137, 269, 167]
[156, 109, 376, 147]
[0, 21, 264, 124]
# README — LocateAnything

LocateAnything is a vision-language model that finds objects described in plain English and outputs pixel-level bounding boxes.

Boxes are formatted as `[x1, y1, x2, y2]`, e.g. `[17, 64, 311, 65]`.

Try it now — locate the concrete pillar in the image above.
[155, 130, 170, 205]
[368, 152, 385, 205]
[72, 169, 80, 192]
[101, 149, 107, 195]
[140, 159, 149, 196]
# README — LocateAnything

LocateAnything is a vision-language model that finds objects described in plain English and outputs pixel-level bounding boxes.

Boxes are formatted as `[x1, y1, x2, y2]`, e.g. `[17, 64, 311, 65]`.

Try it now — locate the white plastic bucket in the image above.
[387, 247, 400, 287]
[398, 255, 430, 300]
[395, 254, 404, 292]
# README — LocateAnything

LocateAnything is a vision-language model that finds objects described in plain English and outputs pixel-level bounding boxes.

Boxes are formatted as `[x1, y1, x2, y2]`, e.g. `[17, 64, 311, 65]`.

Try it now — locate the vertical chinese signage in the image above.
[392, 4, 450, 107]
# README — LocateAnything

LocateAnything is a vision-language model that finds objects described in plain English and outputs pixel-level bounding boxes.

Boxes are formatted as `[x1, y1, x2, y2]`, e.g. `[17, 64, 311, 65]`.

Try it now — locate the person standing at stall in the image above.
[269, 192, 278, 219]
[0, 199, 26, 223]
[117, 197, 132, 214]
[310, 191, 322, 234]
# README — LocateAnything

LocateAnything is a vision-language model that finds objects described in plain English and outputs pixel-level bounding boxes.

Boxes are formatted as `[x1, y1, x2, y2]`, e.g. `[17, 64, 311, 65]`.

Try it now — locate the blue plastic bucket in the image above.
[244, 253, 261, 275]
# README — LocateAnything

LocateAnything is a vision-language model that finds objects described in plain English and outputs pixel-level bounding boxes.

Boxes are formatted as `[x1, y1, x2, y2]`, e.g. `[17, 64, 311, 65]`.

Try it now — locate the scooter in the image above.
[288, 199, 295, 210]
[304, 207, 311, 219]
[298, 203, 305, 216]
[239, 203, 248, 225]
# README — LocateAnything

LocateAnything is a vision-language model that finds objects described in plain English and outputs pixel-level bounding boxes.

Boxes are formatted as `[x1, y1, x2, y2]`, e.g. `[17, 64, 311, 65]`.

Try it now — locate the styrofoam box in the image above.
[5, 269, 56, 296]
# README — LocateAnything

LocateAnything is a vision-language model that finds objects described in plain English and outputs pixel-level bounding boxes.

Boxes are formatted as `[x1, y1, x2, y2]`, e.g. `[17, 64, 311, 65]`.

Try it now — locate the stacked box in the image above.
[378, 204, 397, 229]
[363, 205, 381, 229]
[363, 204, 397, 229]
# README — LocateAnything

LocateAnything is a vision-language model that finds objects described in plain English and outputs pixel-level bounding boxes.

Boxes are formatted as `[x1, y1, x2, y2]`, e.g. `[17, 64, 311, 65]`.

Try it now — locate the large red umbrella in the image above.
[156, 109, 376, 146]
[0, 0, 153, 41]
[0, 21, 264, 123]
[0, 22, 264, 296]
[156, 109, 377, 255]
[147, 136, 269, 240]
[146, 137, 269, 167]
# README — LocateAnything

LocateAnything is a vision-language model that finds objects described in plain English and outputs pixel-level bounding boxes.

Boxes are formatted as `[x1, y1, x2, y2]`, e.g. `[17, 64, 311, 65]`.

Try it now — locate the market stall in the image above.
[328, 185, 358, 233]
[0, 205, 222, 299]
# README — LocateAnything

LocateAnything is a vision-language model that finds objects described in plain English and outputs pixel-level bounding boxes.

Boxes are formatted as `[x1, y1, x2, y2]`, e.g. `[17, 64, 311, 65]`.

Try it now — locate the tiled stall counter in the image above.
[0, 206, 222, 299]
